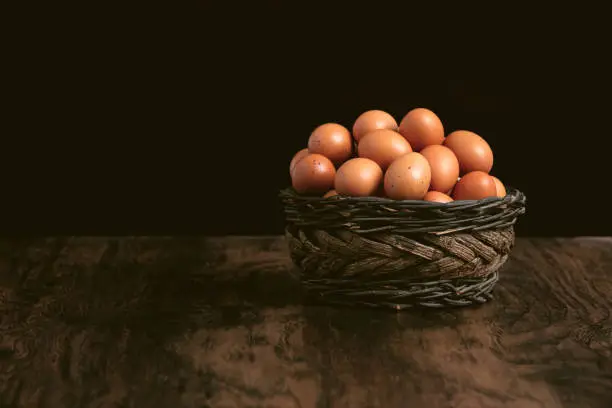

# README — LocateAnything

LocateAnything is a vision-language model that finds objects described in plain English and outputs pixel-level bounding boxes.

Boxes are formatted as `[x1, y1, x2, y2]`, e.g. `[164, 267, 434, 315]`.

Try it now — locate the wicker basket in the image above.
[279, 187, 526, 310]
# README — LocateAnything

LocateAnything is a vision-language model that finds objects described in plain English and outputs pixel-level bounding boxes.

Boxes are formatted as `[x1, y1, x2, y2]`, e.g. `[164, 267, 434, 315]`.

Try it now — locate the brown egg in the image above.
[424, 191, 454, 203]
[452, 171, 496, 201]
[398, 108, 445, 151]
[384, 152, 431, 200]
[420, 145, 459, 193]
[308, 123, 353, 164]
[323, 189, 338, 198]
[357, 129, 413, 170]
[291, 153, 336, 195]
[352, 110, 398, 142]
[335, 158, 383, 197]
[289, 148, 309, 177]
[444, 130, 493, 174]
[491, 176, 507, 197]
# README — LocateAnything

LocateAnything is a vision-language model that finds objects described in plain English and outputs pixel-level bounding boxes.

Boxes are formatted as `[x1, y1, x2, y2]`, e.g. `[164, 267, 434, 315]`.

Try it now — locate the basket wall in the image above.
[280, 187, 526, 309]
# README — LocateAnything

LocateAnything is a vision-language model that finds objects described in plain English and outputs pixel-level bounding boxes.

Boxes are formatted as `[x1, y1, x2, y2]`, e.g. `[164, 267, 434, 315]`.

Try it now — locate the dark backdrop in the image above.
[5, 3, 609, 237]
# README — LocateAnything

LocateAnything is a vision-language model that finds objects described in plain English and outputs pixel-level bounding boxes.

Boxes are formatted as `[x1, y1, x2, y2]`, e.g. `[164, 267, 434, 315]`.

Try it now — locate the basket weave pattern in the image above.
[280, 188, 526, 309]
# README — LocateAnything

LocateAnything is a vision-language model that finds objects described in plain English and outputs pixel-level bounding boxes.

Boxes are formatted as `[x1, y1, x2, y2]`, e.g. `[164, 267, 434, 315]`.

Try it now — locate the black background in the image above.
[5, 3, 610, 237]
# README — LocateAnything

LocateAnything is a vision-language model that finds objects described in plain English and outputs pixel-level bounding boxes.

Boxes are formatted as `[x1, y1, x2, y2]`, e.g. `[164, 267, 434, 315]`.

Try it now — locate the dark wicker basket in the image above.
[279, 187, 526, 310]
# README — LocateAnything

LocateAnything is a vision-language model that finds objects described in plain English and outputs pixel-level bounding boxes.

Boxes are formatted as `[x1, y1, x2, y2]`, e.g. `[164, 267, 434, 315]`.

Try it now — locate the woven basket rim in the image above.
[280, 187, 526, 234]
[279, 186, 525, 208]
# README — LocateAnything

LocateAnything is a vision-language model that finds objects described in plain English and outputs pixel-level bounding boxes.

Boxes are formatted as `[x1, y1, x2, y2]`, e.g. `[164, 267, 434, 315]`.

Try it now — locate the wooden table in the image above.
[1, 237, 611, 408]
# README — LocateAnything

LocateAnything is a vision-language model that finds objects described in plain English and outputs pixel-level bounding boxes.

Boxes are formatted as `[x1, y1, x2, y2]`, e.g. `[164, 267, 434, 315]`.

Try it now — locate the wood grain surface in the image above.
[0, 236, 611, 408]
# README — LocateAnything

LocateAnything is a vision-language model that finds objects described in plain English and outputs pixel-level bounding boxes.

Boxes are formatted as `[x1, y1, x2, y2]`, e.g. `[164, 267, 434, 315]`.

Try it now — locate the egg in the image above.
[352, 110, 398, 142]
[444, 130, 493, 174]
[491, 176, 507, 197]
[289, 148, 309, 177]
[308, 123, 353, 164]
[291, 153, 336, 195]
[357, 129, 412, 170]
[323, 189, 338, 198]
[420, 145, 459, 193]
[452, 171, 496, 201]
[335, 158, 383, 197]
[384, 152, 431, 200]
[398, 108, 445, 151]
[424, 191, 454, 203]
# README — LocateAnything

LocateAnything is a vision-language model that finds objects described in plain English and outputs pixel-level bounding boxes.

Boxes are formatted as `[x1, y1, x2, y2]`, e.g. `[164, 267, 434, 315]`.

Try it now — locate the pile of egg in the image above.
[290, 108, 506, 203]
